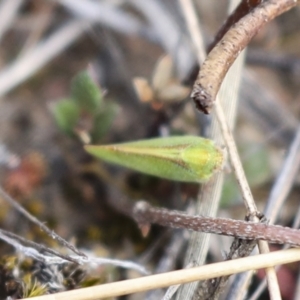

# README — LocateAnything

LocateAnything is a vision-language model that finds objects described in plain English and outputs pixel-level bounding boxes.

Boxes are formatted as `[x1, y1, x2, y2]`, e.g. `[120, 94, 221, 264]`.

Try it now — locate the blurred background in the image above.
[0, 0, 300, 299]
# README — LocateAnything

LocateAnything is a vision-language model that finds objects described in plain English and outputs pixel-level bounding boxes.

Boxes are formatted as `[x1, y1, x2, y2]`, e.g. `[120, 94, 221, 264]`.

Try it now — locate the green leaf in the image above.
[53, 99, 80, 135]
[71, 71, 102, 113]
[85, 136, 223, 182]
[91, 103, 118, 142]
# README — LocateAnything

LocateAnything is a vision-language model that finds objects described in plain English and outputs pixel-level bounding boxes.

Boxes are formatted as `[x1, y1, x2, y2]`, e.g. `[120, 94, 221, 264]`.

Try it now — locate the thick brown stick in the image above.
[192, 0, 299, 114]
[133, 202, 300, 247]
[208, 0, 262, 52]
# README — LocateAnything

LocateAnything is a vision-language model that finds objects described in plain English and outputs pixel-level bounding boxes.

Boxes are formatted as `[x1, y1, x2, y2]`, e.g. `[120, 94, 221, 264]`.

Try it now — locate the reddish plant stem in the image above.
[133, 201, 300, 247]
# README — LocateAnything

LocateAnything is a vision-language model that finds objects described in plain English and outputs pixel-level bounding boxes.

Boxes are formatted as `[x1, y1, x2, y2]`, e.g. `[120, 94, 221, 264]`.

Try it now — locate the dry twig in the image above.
[191, 0, 299, 114]
[133, 202, 300, 247]
[0, 186, 86, 258]
[19, 248, 300, 300]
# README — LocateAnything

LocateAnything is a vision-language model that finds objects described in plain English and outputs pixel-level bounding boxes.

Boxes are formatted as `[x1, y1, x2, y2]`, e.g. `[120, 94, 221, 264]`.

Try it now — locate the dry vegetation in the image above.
[0, 0, 300, 299]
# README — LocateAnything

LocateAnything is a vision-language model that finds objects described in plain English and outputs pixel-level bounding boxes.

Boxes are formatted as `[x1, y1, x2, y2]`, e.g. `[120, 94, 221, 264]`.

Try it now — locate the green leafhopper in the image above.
[84, 136, 224, 182]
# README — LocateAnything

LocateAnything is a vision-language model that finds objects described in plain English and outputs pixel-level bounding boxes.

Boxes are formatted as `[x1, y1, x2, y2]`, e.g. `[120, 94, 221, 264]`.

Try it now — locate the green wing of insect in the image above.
[85, 136, 223, 182]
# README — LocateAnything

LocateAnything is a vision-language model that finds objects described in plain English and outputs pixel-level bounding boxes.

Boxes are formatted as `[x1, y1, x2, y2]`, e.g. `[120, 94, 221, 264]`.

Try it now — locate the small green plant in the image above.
[22, 275, 48, 298]
[52, 69, 117, 143]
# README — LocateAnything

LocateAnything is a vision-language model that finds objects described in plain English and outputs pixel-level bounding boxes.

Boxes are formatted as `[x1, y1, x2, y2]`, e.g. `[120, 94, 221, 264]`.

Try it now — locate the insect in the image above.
[85, 136, 223, 183]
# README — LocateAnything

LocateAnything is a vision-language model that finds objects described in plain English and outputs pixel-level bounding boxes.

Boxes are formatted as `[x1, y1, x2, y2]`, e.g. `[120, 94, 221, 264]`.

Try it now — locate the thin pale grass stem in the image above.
[0, 186, 86, 258]
[214, 49, 281, 300]
[247, 127, 300, 300]
[191, 0, 300, 114]
[265, 126, 300, 222]
[214, 102, 256, 213]
[0, 0, 157, 98]
[0, 230, 148, 274]
[178, 1, 262, 299]
[0, 0, 23, 41]
[178, 0, 206, 64]
[0, 20, 86, 98]
[182, 0, 282, 297]
[20, 248, 300, 300]
[57, 0, 156, 41]
[0, 229, 79, 264]
[232, 122, 300, 300]
[129, 0, 196, 80]
[177, 0, 233, 298]
[226, 270, 255, 300]
[19, 2, 57, 56]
